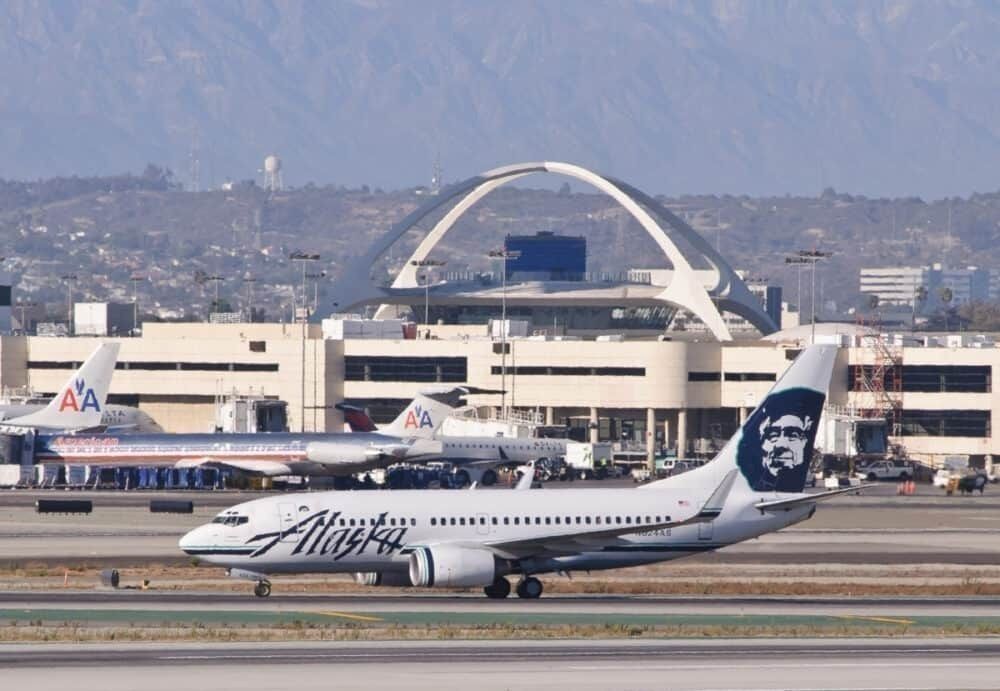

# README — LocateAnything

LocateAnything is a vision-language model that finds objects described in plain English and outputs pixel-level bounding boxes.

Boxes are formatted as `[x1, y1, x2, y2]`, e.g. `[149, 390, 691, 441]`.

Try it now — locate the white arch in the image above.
[391, 161, 732, 340]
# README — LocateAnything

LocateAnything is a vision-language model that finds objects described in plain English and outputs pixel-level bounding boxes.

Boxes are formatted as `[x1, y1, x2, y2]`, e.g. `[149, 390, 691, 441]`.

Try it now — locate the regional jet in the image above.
[180, 346, 858, 599]
[337, 402, 566, 486]
[1, 343, 120, 432]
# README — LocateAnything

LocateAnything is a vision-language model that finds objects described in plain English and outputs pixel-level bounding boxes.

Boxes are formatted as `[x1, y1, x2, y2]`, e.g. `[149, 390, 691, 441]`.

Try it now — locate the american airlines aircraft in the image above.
[180, 346, 856, 599]
[0, 400, 162, 433]
[33, 386, 481, 476]
[338, 403, 566, 486]
[1, 343, 120, 432]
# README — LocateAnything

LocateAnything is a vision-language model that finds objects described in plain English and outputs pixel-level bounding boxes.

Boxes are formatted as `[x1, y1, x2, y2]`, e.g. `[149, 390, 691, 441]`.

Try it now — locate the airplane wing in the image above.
[174, 458, 297, 477]
[483, 470, 738, 559]
[753, 484, 865, 512]
[514, 461, 535, 490]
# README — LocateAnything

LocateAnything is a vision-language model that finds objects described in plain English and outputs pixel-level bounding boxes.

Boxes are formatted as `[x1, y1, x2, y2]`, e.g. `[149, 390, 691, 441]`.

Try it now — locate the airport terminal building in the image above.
[1, 162, 997, 468]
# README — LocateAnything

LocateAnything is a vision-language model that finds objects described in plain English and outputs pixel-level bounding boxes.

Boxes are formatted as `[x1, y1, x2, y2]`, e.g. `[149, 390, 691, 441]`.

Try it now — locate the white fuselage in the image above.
[440, 436, 566, 465]
[180, 487, 811, 577]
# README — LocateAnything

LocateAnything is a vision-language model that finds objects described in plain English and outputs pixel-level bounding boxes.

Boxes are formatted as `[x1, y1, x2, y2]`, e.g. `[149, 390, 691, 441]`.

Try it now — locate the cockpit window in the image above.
[212, 514, 248, 527]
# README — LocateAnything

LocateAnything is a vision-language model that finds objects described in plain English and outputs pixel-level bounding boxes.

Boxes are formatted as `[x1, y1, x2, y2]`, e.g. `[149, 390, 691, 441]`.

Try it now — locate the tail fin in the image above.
[336, 403, 378, 432]
[7, 342, 121, 431]
[645, 345, 838, 494]
[381, 386, 471, 439]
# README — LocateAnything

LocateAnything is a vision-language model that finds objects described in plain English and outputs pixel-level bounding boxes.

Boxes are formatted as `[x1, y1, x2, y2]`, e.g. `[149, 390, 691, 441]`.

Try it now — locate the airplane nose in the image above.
[178, 525, 207, 555]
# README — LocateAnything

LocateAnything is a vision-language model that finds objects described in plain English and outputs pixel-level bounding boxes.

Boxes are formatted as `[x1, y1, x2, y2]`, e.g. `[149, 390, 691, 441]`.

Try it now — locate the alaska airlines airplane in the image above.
[32, 386, 478, 476]
[1, 343, 120, 432]
[180, 346, 856, 599]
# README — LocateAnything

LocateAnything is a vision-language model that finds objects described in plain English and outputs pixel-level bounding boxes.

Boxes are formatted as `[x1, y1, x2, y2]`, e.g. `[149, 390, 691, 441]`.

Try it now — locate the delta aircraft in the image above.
[0, 343, 120, 432]
[179, 345, 859, 599]
[32, 386, 484, 477]
[337, 403, 566, 486]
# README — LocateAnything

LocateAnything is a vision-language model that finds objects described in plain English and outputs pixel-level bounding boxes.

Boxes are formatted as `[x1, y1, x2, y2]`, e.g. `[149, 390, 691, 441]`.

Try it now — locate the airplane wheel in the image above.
[516, 576, 543, 599]
[483, 577, 511, 599]
[481, 469, 498, 487]
[254, 580, 271, 598]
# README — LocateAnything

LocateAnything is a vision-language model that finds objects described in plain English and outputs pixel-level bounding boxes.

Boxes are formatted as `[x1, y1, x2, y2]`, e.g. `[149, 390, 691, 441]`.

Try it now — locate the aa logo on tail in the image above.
[58, 378, 102, 413]
[403, 404, 433, 429]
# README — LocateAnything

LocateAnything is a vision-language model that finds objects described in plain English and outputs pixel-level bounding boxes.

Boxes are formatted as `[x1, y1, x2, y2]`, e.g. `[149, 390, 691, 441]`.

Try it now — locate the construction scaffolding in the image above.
[852, 313, 903, 438]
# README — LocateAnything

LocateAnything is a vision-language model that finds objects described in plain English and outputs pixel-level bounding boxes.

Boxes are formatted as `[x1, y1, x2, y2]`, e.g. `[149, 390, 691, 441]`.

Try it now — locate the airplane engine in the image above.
[353, 571, 413, 587]
[408, 545, 499, 588]
[305, 442, 384, 467]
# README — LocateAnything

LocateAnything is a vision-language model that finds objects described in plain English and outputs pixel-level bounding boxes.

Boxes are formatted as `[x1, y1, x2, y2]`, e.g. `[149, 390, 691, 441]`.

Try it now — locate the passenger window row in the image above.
[428, 514, 666, 527]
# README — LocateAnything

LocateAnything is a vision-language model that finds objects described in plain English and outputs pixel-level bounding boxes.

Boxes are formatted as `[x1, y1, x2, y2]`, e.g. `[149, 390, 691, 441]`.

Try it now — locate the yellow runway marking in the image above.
[836, 615, 915, 626]
[317, 611, 384, 622]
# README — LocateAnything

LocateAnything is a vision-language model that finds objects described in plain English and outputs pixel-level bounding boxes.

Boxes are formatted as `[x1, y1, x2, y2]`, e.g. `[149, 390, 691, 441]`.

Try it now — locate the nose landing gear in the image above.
[253, 580, 272, 598]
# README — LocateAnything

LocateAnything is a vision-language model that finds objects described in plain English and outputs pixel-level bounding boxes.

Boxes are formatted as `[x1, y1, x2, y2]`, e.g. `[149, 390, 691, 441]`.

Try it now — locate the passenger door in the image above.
[278, 502, 299, 542]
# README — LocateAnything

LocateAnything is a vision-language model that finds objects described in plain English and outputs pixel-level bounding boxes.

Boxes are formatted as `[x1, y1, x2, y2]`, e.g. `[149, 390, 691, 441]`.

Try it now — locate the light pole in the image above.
[409, 259, 446, 325]
[243, 275, 257, 322]
[203, 275, 224, 317]
[786, 250, 832, 343]
[14, 301, 37, 335]
[488, 248, 521, 418]
[60, 274, 77, 334]
[129, 273, 145, 336]
[290, 251, 320, 432]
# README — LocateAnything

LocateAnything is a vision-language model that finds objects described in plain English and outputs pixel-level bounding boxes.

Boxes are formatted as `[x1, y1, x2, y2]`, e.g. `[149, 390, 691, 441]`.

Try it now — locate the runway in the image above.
[5, 639, 1000, 689]
[3, 591, 1000, 618]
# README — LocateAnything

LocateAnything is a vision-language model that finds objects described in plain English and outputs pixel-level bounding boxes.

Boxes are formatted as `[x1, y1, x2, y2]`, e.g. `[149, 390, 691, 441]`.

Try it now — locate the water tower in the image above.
[263, 154, 283, 192]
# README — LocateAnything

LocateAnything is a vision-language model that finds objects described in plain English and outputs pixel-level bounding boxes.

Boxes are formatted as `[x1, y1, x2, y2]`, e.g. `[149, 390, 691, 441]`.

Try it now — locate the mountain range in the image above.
[2, 0, 1000, 198]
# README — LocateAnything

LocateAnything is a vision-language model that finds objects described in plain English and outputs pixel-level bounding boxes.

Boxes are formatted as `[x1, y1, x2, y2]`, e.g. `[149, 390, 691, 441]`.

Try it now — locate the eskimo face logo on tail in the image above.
[58, 378, 102, 413]
[737, 387, 824, 492]
[403, 404, 433, 429]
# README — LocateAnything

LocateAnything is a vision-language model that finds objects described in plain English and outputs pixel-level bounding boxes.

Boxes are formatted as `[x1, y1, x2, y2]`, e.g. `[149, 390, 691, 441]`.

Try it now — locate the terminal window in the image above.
[723, 372, 777, 382]
[345, 356, 467, 382]
[489, 365, 645, 377]
[899, 410, 990, 437]
[849, 365, 991, 393]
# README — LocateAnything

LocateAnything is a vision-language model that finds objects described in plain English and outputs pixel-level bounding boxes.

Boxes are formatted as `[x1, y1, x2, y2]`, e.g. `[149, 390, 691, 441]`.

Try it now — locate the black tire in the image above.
[516, 576, 543, 599]
[484, 577, 511, 599]
[481, 469, 498, 487]
[867, 472, 878, 481]
[254, 581, 271, 598]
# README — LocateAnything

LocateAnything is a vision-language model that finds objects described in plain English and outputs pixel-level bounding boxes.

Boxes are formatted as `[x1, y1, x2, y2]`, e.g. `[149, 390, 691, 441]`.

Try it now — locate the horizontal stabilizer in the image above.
[754, 484, 865, 512]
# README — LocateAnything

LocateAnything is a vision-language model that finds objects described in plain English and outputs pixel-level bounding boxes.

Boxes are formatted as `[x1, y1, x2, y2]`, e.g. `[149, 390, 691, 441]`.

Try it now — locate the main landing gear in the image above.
[483, 576, 543, 599]
[253, 579, 272, 598]
[484, 577, 511, 599]
[515, 576, 543, 599]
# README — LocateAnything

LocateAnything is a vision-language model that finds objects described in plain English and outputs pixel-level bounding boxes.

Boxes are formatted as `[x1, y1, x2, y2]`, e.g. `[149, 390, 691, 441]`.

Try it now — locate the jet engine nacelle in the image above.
[305, 442, 386, 467]
[353, 571, 413, 587]
[408, 544, 499, 588]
